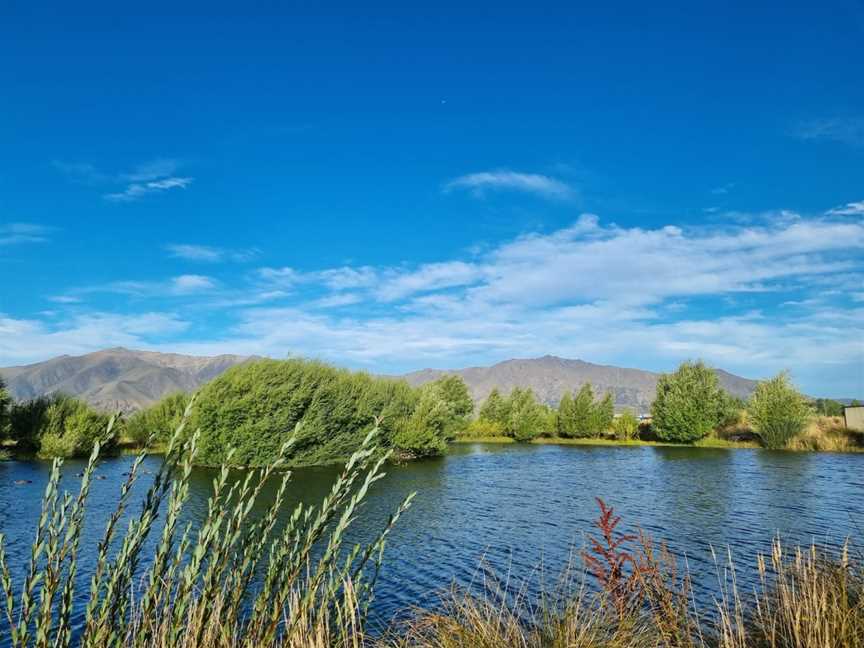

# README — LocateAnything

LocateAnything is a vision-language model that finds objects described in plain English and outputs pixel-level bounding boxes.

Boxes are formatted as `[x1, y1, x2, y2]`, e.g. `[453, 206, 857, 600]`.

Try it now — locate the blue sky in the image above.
[1, 1, 863, 397]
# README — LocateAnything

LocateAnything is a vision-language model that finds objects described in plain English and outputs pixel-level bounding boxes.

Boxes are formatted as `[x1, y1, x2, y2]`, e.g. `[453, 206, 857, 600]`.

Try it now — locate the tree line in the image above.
[0, 360, 473, 465]
[0, 357, 851, 462]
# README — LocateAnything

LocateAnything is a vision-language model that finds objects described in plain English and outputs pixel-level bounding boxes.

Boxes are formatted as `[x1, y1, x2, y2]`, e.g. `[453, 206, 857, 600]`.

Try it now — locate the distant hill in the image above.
[1, 349, 759, 415]
[0, 348, 253, 412]
[401, 355, 759, 413]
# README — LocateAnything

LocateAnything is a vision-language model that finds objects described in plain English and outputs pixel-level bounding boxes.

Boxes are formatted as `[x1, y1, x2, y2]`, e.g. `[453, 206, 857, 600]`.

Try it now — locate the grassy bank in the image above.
[455, 415, 864, 453]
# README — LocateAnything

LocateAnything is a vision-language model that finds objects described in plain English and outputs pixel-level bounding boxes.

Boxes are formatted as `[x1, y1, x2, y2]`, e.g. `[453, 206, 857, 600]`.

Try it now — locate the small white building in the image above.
[844, 406, 864, 432]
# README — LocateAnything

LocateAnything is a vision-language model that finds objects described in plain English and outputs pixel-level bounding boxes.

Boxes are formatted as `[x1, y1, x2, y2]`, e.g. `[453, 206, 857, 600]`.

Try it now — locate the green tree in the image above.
[813, 398, 844, 417]
[717, 392, 746, 429]
[571, 383, 596, 437]
[9, 394, 54, 451]
[393, 389, 449, 457]
[425, 375, 473, 438]
[0, 377, 11, 441]
[613, 410, 640, 440]
[507, 388, 545, 442]
[479, 388, 510, 427]
[36, 395, 115, 458]
[651, 361, 724, 443]
[191, 359, 431, 466]
[592, 393, 615, 434]
[556, 391, 576, 437]
[126, 392, 191, 446]
[747, 372, 812, 449]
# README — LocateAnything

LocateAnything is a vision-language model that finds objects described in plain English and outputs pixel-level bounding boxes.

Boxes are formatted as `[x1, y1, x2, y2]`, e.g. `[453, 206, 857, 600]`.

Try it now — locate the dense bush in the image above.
[507, 388, 547, 441]
[557, 384, 614, 438]
[5, 393, 115, 457]
[612, 410, 640, 440]
[461, 418, 506, 438]
[651, 361, 726, 443]
[478, 388, 510, 428]
[393, 388, 449, 457]
[190, 359, 444, 466]
[8, 394, 55, 450]
[35, 395, 115, 458]
[422, 375, 473, 439]
[813, 397, 844, 417]
[0, 377, 11, 440]
[592, 392, 615, 434]
[747, 372, 812, 449]
[126, 392, 191, 446]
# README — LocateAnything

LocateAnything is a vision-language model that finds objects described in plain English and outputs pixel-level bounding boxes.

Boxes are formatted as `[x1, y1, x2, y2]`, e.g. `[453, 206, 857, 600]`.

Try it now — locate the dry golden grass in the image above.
[786, 416, 864, 452]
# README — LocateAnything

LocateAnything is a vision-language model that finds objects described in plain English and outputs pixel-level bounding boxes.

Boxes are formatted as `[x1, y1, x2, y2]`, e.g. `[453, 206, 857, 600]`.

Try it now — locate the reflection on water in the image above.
[1, 443, 862, 629]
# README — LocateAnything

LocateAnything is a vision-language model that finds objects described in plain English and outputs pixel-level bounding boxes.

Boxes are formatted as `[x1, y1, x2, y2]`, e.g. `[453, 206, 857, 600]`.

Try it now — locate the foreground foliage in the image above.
[386, 500, 864, 648]
[0, 406, 413, 648]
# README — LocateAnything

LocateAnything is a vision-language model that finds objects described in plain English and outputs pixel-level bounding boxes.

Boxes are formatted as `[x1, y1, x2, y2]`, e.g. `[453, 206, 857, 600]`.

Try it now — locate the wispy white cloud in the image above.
[169, 274, 217, 295]
[711, 182, 736, 195]
[11, 211, 864, 395]
[444, 170, 577, 201]
[0, 223, 52, 246]
[166, 243, 259, 263]
[54, 158, 194, 202]
[827, 200, 864, 216]
[104, 177, 193, 202]
[792, 116, 864, 147]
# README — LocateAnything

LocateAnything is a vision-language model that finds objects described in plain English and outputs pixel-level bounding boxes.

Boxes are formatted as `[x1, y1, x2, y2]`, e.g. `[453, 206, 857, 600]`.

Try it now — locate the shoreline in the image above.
[453, 434, 864, 453]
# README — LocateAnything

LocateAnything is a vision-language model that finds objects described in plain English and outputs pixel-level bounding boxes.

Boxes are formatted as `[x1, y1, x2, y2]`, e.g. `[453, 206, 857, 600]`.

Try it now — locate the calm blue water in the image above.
[1, 443, 863, 635]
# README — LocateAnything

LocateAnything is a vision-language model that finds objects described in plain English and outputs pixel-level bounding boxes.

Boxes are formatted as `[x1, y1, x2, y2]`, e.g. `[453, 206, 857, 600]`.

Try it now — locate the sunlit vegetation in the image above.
[650, 361, 732, 443]
[746, 371, 814, 449]
[2, 390, 117, 459]
[387, 500, 864, 648]
[125, 391, 191, 447]
[0, 411, 413, 648]
[466, 361, 861, 454]
[2, 356, 861, 461]
[557, 384, 614, 438]
[187, 359, 472, 466]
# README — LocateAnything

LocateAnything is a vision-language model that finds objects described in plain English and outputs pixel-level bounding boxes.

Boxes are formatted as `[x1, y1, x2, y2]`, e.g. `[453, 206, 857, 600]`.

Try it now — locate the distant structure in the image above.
[844, 406, 864, 432]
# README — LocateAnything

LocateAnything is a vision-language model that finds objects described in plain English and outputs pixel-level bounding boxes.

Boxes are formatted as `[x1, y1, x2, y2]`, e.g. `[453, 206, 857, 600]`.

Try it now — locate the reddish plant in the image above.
[582, 497, 639, 615]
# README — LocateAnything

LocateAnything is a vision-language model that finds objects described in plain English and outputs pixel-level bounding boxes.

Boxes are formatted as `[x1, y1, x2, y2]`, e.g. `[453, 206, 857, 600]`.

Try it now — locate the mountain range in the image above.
[0, 348, 759, 414]
[0, 348, 252, 412]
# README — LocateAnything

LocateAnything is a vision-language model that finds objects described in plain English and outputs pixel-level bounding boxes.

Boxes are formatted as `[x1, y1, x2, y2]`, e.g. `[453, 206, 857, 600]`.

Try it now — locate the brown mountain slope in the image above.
[1, 349, 758, 415]
[0, 348, 253, 412]
[401, 355, 758, 413]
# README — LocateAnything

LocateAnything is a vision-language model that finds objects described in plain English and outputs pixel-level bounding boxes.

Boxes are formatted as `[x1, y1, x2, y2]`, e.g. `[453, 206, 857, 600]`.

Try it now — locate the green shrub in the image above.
[747, 372, 812, 449]
[651, 361, 725, 443]
[478, 388, 510, 428]
[557, 384, 614, 438]
[423, 375, 473, 439]
[613, 410, 640, 440]
[813, 398, 844, 417]
[393, 389, 449, 457]
[461, 419, 505, 438]
[0, 377, 11, 441]
[36, 395, 115, 458]
[592, 392, 615, 435]
[507, 388, 546, 441]
[8, 394, 55, 451]
[190, 358, 437, 466]
[126, 392, 190, 446]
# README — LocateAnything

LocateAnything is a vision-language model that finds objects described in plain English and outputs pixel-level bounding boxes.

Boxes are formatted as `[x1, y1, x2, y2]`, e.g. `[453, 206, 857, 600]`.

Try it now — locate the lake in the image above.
[1, 442, 863, 633]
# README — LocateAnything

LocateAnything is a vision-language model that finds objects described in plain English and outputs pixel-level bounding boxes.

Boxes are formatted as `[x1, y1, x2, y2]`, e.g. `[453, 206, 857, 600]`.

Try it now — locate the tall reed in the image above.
[0, 402, 414, 648]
